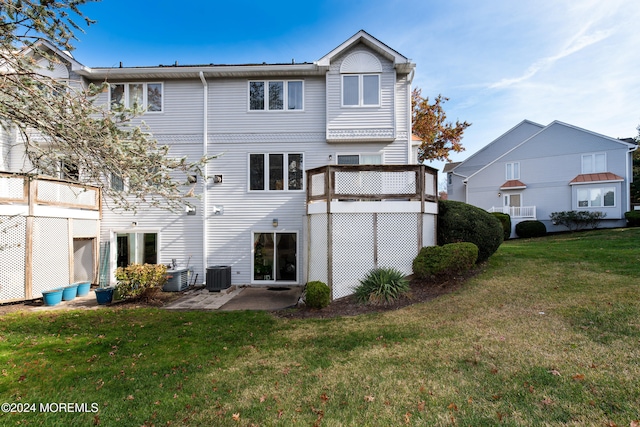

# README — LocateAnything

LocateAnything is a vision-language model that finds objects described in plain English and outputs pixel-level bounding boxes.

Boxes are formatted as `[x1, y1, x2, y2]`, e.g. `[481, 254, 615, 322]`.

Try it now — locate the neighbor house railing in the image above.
[306, 164, 438, 204]
[488, 206, 536, 219]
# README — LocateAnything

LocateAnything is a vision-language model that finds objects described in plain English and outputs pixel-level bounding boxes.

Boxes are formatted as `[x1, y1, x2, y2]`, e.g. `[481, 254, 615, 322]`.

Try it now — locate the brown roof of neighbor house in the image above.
[443, 162, 461, 173]
[500, 180, 527, 189]
[569, 172, 624, 184]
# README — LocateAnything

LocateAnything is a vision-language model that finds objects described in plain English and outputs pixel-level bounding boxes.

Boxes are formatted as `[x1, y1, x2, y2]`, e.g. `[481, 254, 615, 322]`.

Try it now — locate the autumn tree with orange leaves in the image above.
[412, 89, 471, 163]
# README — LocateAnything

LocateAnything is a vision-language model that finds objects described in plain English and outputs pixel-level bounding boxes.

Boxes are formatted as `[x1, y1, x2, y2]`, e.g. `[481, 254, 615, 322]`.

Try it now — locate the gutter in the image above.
[199, 71, 208, 283]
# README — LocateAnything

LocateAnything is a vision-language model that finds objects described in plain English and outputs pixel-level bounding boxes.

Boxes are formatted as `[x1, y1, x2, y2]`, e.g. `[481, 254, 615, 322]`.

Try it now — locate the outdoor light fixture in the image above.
[328, 154, 333, 161]
[272, 218, 278, 227]
[131, 222, 137, 227]
[497, 192, 501, 198]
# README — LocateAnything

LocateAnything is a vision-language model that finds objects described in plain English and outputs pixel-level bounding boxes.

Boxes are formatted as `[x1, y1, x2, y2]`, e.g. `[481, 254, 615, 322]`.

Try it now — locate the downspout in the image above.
[199, 71, 208, 283]
[628, 144, 638, 213]
[407, 67, 415, 164]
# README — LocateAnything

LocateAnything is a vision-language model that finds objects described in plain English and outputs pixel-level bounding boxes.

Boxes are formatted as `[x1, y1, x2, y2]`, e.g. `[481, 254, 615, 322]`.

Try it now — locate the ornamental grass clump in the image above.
[354, 267, 410, 305]
[115, 263, 168, 300]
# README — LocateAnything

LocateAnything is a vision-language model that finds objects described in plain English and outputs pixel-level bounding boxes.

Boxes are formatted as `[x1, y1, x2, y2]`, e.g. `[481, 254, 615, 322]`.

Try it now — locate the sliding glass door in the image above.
[253, 232, 297, 283]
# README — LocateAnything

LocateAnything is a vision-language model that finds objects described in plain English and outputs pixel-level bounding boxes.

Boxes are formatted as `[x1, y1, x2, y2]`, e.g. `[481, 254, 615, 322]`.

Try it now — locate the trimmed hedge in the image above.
[412, 242, 479, 279]
[515, 220, 547, 238]
[491, 212, 512, 240]
[437, 200, 504, 263]
[625, 210, 640, 227]
[304, 281, 330, 309]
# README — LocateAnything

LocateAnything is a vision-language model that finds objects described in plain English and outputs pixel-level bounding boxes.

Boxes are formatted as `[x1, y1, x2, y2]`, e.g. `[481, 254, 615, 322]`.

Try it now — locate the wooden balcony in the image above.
[306, 164, 438, 214]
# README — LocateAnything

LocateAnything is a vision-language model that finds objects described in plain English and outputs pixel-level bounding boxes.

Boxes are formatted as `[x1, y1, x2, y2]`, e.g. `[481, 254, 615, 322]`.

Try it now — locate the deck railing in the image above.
[306, 164, 438, 204]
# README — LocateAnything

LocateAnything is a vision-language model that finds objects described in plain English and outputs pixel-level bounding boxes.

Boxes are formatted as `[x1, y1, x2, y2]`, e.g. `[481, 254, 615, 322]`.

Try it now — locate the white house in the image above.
[1, 31, 438, 301]
[446, 120, 638, 235]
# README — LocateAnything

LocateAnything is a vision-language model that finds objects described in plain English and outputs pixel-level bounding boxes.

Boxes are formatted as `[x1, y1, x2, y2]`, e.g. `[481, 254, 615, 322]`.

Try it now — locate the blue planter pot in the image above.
[62, 284, 78, 301]
[95, 287, 114, 305]
[76, 282, 91, 297]
[42, 289, 63, 306]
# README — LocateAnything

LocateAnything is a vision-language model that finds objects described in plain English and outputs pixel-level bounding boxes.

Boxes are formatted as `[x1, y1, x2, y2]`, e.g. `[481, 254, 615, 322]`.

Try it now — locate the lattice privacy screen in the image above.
[32, 217, 70, 298]
[308, 211, 433, 300]
[307, 213, 328, 286]
[0, 216, 27, 301]
[72, 219, 98, 238]
[310, 173, 325, 198]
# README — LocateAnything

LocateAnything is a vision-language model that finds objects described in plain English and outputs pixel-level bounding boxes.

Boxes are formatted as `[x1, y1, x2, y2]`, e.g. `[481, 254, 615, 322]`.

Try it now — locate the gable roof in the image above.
[316, 30, 415, 74]
[20, 39, 88, 73]
[448, 120, 544, 178]
[76, 30, 413, 80]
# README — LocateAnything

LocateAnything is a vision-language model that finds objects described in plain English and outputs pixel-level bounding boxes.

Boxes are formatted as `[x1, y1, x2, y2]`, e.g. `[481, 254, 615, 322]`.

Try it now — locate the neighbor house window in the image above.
[249, 80, 303, 111]
[577, 187, 615, 208]
[249, 153, 303, 191]
[506, 162, 520, 180]
[581, 153, 606, 174]
[342, 74, 380, 107]
[110, 172, 124, 191]
[109, 82, 163, 112]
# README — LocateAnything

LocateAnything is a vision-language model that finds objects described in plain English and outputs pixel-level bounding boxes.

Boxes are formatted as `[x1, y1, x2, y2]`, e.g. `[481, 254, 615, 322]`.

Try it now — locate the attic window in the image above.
[340, 51, 382, 108]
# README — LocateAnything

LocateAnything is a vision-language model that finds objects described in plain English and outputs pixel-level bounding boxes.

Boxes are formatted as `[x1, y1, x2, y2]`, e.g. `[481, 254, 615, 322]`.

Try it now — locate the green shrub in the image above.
[437, 200, 503, 263]
[353, 267, 410, 305]
[304, 281, 330, 309]
[515, 220, 547, 238]
[412, 242, 479, 279]
[491, 212, 512, 240]
[625, 210, 640, 227]
[115, 263, 168, 300]
[550, 211, 606, 231]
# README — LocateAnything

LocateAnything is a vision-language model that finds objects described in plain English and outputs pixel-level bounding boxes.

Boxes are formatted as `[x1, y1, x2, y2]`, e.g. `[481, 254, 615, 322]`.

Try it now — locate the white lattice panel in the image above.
[0, 176, 26, 200]
[331, 213, 375, 299]
[381, 172, 417, 194]
[307, 214, 328, 285]
[37, 181, 97, 207]
[0, 216, 26, 301]
[72, 219, 98, 238]
[377, 213, 419, 275]
[335, 171, 417, 196]
[424, 172, 436, 197]
[311, 173, 325, 197]
[32, 217, 69, 297]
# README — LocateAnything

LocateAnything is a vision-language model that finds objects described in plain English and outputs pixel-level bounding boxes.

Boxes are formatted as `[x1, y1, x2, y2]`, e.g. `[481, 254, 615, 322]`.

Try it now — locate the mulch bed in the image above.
[273, 268, 483, 319]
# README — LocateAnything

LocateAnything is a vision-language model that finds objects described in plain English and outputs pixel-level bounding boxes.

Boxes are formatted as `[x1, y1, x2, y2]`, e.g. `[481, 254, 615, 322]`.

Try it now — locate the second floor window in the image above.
[110, 83, 163, 112]
[582, 153, 606, 174]
[506, 162, 520, 180]
[249, 153, 303, 191]
[342, 74, 380, 107]
[249, 81, 303, 111]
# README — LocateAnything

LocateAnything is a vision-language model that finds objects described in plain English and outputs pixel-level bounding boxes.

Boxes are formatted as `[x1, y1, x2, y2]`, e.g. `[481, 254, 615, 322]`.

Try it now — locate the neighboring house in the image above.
[446, 120, 638, 235]
[1, 31, 438, 299]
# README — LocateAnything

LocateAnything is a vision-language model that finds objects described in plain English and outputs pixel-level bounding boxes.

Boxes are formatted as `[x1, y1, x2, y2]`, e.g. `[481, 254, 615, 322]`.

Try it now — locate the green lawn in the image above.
[1, 228, 639, 426]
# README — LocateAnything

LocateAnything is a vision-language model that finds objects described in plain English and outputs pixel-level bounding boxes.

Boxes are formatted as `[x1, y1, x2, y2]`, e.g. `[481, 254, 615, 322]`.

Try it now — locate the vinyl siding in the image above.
[208, 77, 326, 134]
[100, 141, 205, 283]
[326, 46, 395, 133]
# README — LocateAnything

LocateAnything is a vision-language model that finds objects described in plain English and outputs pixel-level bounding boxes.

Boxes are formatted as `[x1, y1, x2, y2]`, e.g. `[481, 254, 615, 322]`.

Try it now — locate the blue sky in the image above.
[71, 0, 640, 177]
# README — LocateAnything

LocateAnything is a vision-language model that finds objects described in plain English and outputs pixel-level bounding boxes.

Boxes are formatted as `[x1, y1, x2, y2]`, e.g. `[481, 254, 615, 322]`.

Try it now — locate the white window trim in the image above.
[247, 80, 304, 112]
[108, 82, 164, 113]
[576, 186, 616, 208]
[251, 230, 299, 285]
[247, 153, 305, 192]
[109, 229, 161, 285]
[341, 74, 381, 108]
[505, 162, 520, 180]
[581, 152, 606, 174]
